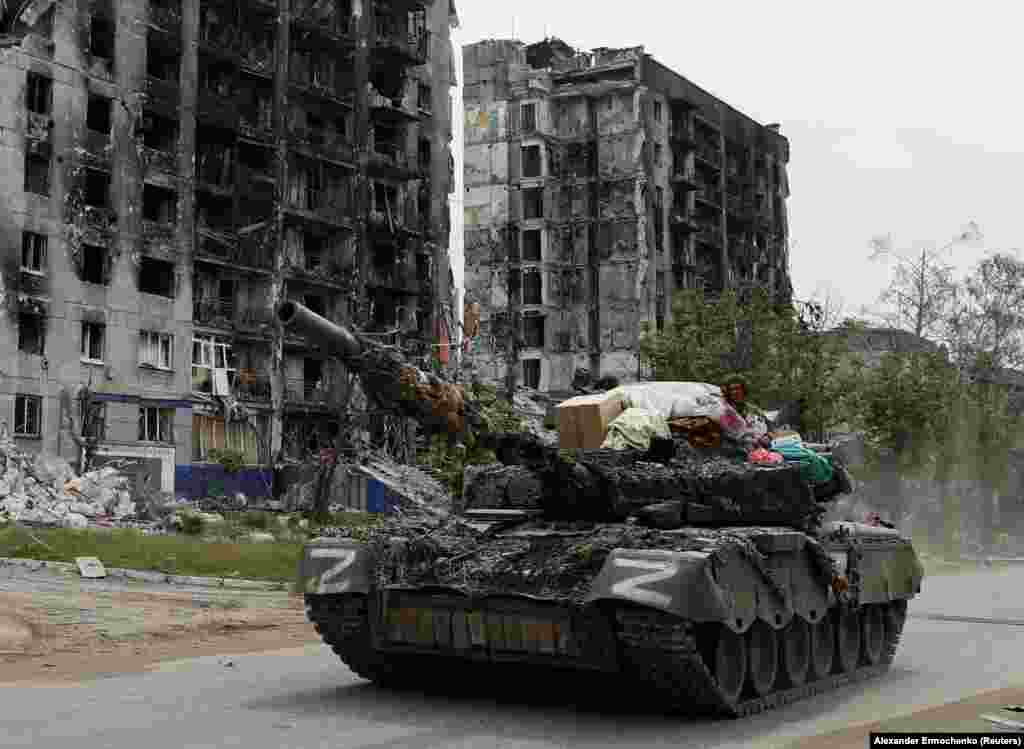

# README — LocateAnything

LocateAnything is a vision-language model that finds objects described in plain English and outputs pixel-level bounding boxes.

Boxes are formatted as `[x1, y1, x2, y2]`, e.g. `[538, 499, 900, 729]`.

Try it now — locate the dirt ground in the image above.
[0, 583, 319, 685]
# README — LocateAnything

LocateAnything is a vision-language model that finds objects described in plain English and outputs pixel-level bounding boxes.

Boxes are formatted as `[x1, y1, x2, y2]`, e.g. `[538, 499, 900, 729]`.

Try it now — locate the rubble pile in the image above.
[0, 439, 133, 528]
[511, 388, 558, 446]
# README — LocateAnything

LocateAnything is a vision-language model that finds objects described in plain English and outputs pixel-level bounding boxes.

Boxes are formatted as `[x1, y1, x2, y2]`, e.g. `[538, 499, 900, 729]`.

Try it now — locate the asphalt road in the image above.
[4, 566, 1024, 749]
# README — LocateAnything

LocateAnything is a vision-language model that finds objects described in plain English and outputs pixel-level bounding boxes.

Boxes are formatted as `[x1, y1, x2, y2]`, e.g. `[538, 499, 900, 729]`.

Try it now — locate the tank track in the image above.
[615, 602, 906, 718]
[306, 594, 907, 718]
[305, 594, 420, 687]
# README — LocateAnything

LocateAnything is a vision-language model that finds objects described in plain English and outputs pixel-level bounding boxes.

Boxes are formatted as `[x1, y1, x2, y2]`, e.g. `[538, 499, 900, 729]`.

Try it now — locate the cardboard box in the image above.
[556, 393, 625, 449]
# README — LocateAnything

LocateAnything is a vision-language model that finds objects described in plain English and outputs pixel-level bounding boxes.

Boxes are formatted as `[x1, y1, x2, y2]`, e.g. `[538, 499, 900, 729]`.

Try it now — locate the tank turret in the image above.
[275, 301, 477, 438]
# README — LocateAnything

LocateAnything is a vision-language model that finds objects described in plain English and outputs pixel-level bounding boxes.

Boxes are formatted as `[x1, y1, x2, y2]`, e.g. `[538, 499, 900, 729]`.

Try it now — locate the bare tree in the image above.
[945, 251, 1024, 378]
[865, 222, 982, 340]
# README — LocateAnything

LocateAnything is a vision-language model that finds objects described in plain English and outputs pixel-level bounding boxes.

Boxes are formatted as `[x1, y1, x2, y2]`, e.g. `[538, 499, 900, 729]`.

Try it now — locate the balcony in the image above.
[141, 145, 176, 173]
[670, 127, 696, 150]
[148, 3, 181, 34]
[696, 226, 723, 248]
[193, 298, 235, 328]
[145, 76, 180, 106]
[239, 112, 274, 142]
[671, 165, 698, 189]
[236, 371, 272, 402]
[239, 44, 274, 78]
[285, 186, 354, 226]
[288, 126, 355, 166]
[695, 143, 721, 169]
[18, 270, 47, 298]
[366, 263, 419, 294]
[292, 0, 354, 40]
[695, 184, 721, 208]
[670, 212, 698, 232]
[196, 231, 274, 271]
[198, 89, 240, 129]
[199, 22, 240, 58]
[26, 111, 52, 143]
[368, 143, 422, 179]
[285, 377, 340, 406]
[374, 22, 429, 66]
[369, 90, 421, 123]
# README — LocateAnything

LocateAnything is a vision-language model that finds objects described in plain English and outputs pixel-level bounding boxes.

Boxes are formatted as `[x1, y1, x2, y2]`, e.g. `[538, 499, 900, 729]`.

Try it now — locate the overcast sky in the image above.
[452, 0, 1010, 319]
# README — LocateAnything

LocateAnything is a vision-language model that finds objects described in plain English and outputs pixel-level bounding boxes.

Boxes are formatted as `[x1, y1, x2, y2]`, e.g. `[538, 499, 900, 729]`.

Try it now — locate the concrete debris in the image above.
[0, 437, 134, 526]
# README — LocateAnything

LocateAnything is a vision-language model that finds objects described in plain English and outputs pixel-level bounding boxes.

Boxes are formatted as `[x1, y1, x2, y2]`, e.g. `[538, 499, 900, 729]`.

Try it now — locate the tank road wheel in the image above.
[807, 614, 834, 681]
[711, 626, 748, 708]
[860, 605, 885, 666]
[745, 621, 779, 698]
[779, 618, 811, 687]
[835, 608, 861, 674]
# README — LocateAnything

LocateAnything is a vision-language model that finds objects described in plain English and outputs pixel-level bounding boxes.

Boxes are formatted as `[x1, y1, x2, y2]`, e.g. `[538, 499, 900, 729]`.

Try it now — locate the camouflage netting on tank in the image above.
[467, 434, 832, 530]
[323, 518, 839, 607]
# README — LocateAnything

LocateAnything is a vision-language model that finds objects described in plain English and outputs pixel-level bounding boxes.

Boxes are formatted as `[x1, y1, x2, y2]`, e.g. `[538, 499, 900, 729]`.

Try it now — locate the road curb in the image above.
[0, 557, 289, 592]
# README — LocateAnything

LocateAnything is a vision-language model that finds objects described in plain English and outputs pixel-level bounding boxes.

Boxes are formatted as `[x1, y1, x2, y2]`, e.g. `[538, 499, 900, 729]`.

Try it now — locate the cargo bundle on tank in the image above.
[279, 301, 924, 718]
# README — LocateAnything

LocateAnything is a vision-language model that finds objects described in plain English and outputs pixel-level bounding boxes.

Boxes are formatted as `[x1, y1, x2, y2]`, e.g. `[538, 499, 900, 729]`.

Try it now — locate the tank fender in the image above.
[585, 548, 733, 624]
[299, 540, 374, 595]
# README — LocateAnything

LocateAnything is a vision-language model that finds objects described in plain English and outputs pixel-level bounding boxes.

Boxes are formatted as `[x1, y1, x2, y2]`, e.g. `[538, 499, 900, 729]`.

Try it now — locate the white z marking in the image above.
[310, 548, 357, 592]
[610, 558, 678, 608]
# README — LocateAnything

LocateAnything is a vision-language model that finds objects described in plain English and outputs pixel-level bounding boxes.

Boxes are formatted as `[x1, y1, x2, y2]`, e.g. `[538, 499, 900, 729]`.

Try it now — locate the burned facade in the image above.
[462, 39, 791, 392]
[0, 0, 458, 495]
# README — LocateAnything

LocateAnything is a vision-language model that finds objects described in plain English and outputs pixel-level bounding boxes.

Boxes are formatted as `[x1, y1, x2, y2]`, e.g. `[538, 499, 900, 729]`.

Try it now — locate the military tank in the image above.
[279, 301, 924, 718]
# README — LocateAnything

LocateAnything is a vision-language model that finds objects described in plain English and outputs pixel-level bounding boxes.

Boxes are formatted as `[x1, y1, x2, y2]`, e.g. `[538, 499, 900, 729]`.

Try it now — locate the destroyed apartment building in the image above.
[462, 38, 792, 392]
[0, 0, 459, 498]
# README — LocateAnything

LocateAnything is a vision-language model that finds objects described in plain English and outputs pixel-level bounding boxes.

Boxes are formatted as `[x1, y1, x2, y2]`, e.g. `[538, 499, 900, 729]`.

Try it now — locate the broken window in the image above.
[21, 232, 46, 272]
[520, 315, 544, 352]
[82, 244, 107, 284]
[90, 15, 115, 60]
[14, 395, 42, 438]
[522, 188, 543, 220]
[191, 335, 235, 393]
[418, 138, 431, 171]
[522, 358, 541, 388]
[654, 143, 663, 168]
[24, 154, 50, 195]
[522, 145, 542, 178]
[143, 184, 177, 223]
[26, 73, 52, 115]
[303, 294, 325, 316]
[192, 414, 261, 464]
[18, 312, 45, 354]
[522, 229, 541, 262]
[653, 100, 663, 122]
[139, 257, 175, 297]
[507, 269, 521, 305]
[146, 39, 180, 81]
[654, 186, 664, 251]
[83, 169, 111, 208]
[87, 94, 112, 134]
[139, 331, 173, 369]
[81, 400, 106, 440]
[138, 406, 174, 443]
[304, 233, 325, 270]
[81, 321, 105, 362]
[141, 110, 178, 151]
[521, 102, 537, 133]
[418, 82, 432, 112]
[523, 269, 542, 305]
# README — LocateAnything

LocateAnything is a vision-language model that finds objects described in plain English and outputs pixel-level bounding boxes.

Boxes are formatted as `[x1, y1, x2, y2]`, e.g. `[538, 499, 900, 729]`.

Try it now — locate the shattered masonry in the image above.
[462, 38, 792, 392]
[0, 0, 459, 495]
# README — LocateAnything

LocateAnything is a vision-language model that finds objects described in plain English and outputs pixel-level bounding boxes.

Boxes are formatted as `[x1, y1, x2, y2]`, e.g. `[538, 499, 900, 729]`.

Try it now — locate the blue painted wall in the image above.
[175, 465, 273, 500]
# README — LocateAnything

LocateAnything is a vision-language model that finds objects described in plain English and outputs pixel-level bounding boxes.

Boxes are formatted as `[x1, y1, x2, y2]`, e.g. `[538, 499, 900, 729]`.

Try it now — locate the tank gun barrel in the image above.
[276, 300, 362, 361]
[275, 300, 477, 439]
